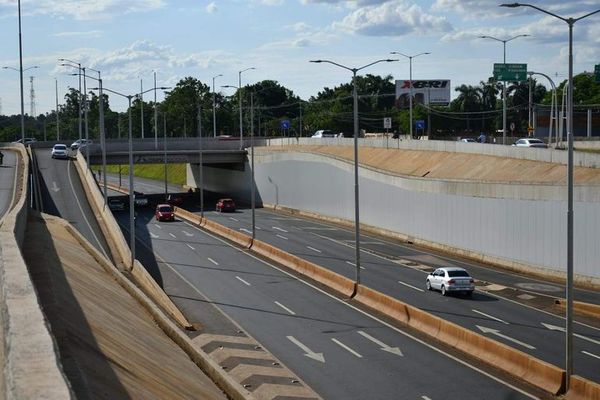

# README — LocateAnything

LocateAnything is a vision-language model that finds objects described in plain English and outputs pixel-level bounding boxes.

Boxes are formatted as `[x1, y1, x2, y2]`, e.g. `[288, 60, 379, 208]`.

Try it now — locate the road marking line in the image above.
[236, 276, 251, 286]
[357, 331, 403, 356]
[422, 396, 432, 400]
[476, 325, 535, 350]
[398, 281, 425, 292]
[346, 261, 366, 270]
[300, 226, 337, 231]
[472, 309, 509, 325]
[182, 230, 194, 237]
[306, 246, 321, 253]
[150, 232, 159, 239]
[169, 233, 177, 239]
[273, 226, 288, 233]
[240, 228, 252, 234]
[582, 351, 600, 360]
[331, 338, 362, 358]
[154, 224, 162, 229]
[542, 323, 600, 345]
[256, 226, 262, 230]
[186, 244, 195, 250]
[229, 217, 239, 222]
[287, 336, 325, 363]
[275, 301, 296, 315]
[208, 257, 219, 266]
[276, 234, 288, 240]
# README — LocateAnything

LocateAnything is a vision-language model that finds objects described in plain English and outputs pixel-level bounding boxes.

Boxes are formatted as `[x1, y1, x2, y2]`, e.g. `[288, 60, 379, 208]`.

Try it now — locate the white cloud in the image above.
[206, 2, 217, 13]
[52, 30, 103, 38]
[0, 0, 165, 20]
[431, 0, 600, 19]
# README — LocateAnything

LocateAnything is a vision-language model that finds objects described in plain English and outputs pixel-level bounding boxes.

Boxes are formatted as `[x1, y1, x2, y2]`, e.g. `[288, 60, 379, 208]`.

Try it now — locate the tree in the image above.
[452, 84, 481, 131]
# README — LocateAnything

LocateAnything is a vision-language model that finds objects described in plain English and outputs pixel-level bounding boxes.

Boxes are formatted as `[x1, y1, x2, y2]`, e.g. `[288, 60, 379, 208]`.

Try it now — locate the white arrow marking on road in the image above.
[169, 233, 177, 239]
[422, 396, 432, 400]
[207, 257, 219, 266]
[236, 276, 251, 286]
[542, 323, 600, 345]
[276, 234, 288, 240]
[472, 309, 509, 325]
[287, 336, 325, 363]
[398, 280, 424, 293]
[182, 230, 194, 237]
[331, 338, 362, 358]
[229, 217, 239, 222]
[51, 181, 60, 192]
[186, 244, 195, 250]
[306, 246, 322, 253]
[150, 232, 159, 239]
[275, 301, 296, 315]
[476, 326, 536, 350]
[272, 226, 288, 233]
[583, 350, 600, 360]
[358, 330, 403, 356]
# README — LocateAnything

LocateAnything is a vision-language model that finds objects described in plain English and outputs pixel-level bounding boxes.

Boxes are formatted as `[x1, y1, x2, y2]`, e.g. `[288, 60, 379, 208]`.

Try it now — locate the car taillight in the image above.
[448, 279, 455, 284]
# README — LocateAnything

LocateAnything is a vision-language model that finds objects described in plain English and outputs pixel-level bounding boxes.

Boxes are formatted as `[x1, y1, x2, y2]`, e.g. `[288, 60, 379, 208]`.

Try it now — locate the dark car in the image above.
[155, 204, 175, 221]
[133, 191, 148, 208]
[108, 198, 126, 212]
[166, 194, 184, 207]
[216, 198, 236, 212]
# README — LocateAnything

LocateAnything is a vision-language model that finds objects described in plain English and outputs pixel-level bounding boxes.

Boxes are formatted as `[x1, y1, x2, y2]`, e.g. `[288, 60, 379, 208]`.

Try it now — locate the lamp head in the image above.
[309, 60, 323, 63]
[500, 3, 522, 7]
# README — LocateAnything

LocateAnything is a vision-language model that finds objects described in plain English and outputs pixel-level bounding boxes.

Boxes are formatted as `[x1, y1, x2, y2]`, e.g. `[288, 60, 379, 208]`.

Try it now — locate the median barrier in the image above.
[203, 218, 253, 249]
[74, 153, 192, 330]
[567, 375, 600, 400]
[554, 299, 600, 319]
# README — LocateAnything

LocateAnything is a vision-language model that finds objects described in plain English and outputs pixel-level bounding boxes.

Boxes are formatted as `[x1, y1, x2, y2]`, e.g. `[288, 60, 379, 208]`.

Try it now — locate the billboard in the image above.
[395, 79, 451, 108]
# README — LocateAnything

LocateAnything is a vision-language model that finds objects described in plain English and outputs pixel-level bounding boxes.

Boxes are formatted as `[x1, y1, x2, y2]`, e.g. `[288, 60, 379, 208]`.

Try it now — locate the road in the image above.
[0, 149, 18, 219]
[107, 172, 600, 384]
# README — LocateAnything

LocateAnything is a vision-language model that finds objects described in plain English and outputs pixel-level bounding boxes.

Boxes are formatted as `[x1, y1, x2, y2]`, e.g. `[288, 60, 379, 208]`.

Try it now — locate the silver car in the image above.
[512, 138, 548, 148]
[51, 144, 69, 159]
[426, 267, 475, 296]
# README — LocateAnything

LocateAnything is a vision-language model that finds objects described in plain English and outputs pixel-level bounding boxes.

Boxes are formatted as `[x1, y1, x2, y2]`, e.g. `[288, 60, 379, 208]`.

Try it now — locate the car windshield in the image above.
[223, 200, 234, 204]
[529, 139, 543, 144]
[54, 145, 67, 150]
[447, 270, 470, 277]
[158, 206, 172, 212]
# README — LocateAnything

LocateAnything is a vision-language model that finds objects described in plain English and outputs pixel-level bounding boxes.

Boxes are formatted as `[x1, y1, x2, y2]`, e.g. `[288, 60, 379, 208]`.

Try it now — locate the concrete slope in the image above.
[270, 145, 600, 184]
[23, 212, 227, 400]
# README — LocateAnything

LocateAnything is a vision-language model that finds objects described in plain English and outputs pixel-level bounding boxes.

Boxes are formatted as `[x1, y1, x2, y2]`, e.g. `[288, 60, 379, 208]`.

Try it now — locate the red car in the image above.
[216, 198, 236, 213]
[155, 204, 175, 221]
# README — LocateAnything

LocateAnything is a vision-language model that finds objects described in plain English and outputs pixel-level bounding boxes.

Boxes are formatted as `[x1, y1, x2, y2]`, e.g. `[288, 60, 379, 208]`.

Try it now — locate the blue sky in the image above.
[0, 0, 598, 114]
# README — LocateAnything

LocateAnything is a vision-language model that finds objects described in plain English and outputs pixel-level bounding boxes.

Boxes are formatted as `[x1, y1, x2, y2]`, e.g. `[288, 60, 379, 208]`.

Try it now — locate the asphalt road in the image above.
[0, 149, 18, 219]
[106, 172, 600, 384]
[113, 207, 540, 400]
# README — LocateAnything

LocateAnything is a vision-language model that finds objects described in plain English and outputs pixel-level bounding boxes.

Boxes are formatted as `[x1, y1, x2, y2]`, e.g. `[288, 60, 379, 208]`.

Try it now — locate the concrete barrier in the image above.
[74, 153, 192, 330]
[0, 145, 73, 399]
[567, 375, 600, 400]
[554, 299, 600, 319]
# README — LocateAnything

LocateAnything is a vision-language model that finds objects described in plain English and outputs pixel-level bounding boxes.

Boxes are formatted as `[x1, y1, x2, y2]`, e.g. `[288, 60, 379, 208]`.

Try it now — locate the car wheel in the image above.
[426, 280, 432, 291]
[441, 285, 447, 296]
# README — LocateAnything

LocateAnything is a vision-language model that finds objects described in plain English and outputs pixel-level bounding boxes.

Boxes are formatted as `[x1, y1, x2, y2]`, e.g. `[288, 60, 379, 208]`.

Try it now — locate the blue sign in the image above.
[415, 120, 425, 130]
[281, 120, 290, 130]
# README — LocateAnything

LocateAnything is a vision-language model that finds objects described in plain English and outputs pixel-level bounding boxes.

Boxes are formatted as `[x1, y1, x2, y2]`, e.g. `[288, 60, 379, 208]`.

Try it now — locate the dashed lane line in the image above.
[331, 338, 362, 358]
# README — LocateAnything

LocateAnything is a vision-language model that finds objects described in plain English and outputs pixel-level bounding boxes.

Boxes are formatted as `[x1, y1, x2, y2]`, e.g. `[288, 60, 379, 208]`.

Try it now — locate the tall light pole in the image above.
[154, 71, 158, 149]
[310, 58, 397, 291]
[390, 52, 430, 139]
[2, 65, 38, 139]
[529, 71, 558, 145]
[501, 3, 600, 389]
[59, 59, 83, 141]
[212, 74, 222, 137]
[86, 67, 106, 206]
[238, 67, 256, 149]
[478, 34, 529, 144]
[197, 104, 205, 218]
[55, 78, 60, 140]
[140, 79, 145, 139]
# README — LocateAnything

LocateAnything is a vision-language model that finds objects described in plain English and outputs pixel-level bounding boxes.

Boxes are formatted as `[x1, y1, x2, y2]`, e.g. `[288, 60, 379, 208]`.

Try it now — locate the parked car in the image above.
[512, 138, 548, 148]
[426, 267, 475, 296]
[166, 194, 184, 207]
[459, 138, 476, 143]
[51, 144, 70, 159]
[71, 139, 93, 150]
[13, 137, 37, 146]
[133, 191, 148, 208]
[155, 204, 175, 221]
[108, 198, 126, 212]
[216, 198, 236, 212]
[311, 130, 338, 138]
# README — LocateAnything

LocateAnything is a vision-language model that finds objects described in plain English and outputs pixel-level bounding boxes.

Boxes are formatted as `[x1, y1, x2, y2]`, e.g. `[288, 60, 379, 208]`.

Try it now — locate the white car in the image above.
[459, 138, 476, 143]
[311, 130, 338, 138]
[71, 139, 93, 150]
[51, 144, 70, 159]
[426, 267, 475, 296]
[512, 138, 548, 148]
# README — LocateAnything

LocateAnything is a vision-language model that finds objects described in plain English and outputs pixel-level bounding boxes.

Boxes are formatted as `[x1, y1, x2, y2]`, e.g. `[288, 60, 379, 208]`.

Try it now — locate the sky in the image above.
[0, 0, 598, 115]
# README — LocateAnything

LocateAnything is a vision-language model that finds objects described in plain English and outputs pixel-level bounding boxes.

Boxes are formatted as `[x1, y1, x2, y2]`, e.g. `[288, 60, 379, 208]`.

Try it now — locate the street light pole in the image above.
[213, 74, 222, 138]
[501, 3, 600, 389]
[87, 68, 106, 206]
[478, 34, 529, 144]
[310, 58, 398, 290]
[238, 67, 256, 149]
[140, 79, 145, 139]
[390, 52, 430, 139]
[250, 92, 256, 240]
[55, 78, 60, 140]
[17, 0, 25, 141]
[529, 71, 558, 146]
[154, 72, 158, 149]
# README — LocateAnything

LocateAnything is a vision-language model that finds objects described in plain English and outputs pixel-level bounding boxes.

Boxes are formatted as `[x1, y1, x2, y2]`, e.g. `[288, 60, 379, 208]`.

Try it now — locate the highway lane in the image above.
[34, 149, 112, 260]
[104, 173, 600, 381]
[113, 208, 541, 400]
[0, 149, 18, 219]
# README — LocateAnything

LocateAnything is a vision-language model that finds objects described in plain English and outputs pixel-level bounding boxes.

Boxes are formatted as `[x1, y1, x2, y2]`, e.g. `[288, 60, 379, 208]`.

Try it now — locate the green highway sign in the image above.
[595, 64, 600, 83]
[493, 63, 527, 81]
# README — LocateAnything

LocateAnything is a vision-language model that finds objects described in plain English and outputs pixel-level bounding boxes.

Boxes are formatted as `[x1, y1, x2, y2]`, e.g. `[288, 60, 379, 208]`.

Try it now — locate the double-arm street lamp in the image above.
[478, 34, 529, 145]
[212, 74, 223, 137]
[390, 52, 430, 139]
[59, 59, 84, 141]
[501, 3, 600, 389]
[310, 58, 398, 291]
[2, 65, 38, 140]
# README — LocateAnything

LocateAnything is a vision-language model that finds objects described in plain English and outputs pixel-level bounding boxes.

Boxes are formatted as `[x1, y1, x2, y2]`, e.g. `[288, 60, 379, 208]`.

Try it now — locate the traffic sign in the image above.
[493, 63, 527, 81]
[595, 64, 600, 83]
[280, 120, 290, 130]
[415, 120, 425, 130]
[383, 117, 392, 129]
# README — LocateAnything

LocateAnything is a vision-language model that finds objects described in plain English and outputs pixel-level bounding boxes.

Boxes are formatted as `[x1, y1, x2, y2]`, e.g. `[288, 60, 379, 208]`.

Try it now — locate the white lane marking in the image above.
[272, 226, 288, 233]
[186, 244, 195, 250]
[306, 246, 321, 253]
[542, 323, 600, 345]
[582, 351, 600, 360]
[299, 226, 337, 231]
[182, 230, 194, 237]
[476, 326, 536, 350]
[276, 234, 288, 240]
[346, 261, 366, 270]
[331, 338, 362, 358]
[180, 220, 540, 399]
[150, 232, 159, 239]
[207, 257, 219, 266]
[256, 226, 262, 230]
[358, 331, 403, 356]
[169, 233, 177, 239]
[236, 276, 251, 286]
[239, 228, 252, 234]
[154, 224, 162, 229]
[398, 280, 425, 293]
[275, 301, 296, 315]
[229, 217, 239, 222]
[472, 309, 509, 325]
[287, 336, 325, 363]
[271, 217, 303, 221]
[422, 396, 432, 400]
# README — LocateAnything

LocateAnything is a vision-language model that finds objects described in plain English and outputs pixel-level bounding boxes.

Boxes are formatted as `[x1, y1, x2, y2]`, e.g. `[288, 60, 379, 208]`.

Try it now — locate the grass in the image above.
[98, 163, 187, 186]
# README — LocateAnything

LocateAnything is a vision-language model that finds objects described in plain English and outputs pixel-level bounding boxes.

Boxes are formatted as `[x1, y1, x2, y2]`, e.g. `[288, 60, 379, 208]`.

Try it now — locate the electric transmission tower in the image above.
[29, 76, 36, 117]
